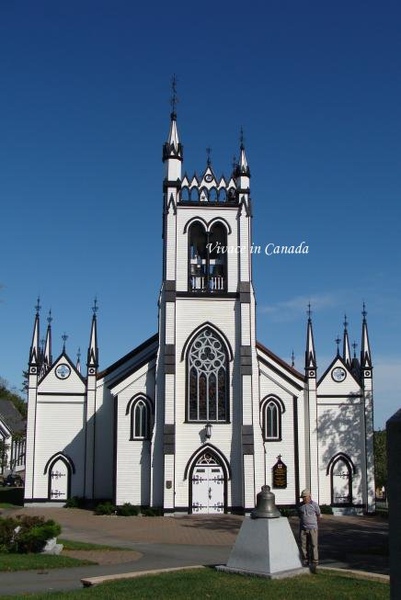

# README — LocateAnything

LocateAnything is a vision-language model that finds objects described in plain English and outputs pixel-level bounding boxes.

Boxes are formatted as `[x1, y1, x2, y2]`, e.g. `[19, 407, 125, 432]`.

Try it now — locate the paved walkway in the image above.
[0, 507, 389, 596]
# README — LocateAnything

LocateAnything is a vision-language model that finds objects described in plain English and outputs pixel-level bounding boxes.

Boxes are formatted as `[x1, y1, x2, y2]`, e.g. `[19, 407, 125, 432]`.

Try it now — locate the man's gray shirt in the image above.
[298, 501, 321, 530]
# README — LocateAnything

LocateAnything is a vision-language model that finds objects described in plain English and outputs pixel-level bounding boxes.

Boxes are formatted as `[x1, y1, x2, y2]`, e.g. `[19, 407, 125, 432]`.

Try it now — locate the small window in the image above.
[261, 398, 283, 441]
[130, 398, 151, 440]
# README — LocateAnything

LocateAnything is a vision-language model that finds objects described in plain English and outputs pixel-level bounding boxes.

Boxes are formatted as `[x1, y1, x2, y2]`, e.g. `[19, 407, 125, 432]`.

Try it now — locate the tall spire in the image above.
[342, 314, 351, 366]
[29, 298, 41, 366]
[305, 304, 317, 374]
[87, 298, 99, 370]
[360, 303, 372, 369]
[234, 127, 251, 180]
[40, 310, 53, 377]
[162, 75, 183, 170]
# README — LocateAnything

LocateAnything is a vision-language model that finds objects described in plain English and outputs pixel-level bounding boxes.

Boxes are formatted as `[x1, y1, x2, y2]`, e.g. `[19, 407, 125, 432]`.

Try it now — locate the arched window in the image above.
[327, 453, 355, 505]
[129, 397, 151, 440]
[180, 187, 190, 202]
[188, 222, 227, 292]
[187, 328, 229, 422]
[219, 188, 227, 202]
[209, 187, 218, 202]
[261, 397, 284, 441]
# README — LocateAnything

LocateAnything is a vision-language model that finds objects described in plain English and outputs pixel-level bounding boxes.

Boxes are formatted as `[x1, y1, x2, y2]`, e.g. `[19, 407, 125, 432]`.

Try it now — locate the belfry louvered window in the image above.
[187, 328, 228, 422]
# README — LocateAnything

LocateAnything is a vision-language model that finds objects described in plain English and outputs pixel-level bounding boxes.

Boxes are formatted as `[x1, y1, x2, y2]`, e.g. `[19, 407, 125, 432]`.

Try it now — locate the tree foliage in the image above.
[373, 429, 387, 490]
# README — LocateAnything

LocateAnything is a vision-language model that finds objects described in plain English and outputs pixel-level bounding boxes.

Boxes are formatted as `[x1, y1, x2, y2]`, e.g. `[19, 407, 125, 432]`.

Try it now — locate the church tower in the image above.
[154, 100, 260, 513]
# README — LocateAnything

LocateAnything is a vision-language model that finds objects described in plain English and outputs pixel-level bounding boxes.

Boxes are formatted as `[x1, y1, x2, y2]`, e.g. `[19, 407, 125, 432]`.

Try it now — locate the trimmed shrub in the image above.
[94, 501, 116, 515]
[141, 507, 163, 517]
[320, 504, 333, 515]
[64, 496, 86, 509]
[0, 515, 61, 554]
[117, 503, 140, 516]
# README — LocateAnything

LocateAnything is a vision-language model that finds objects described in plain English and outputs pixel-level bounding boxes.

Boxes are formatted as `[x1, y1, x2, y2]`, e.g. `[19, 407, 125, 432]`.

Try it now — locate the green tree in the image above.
[373, 429, 387, 491]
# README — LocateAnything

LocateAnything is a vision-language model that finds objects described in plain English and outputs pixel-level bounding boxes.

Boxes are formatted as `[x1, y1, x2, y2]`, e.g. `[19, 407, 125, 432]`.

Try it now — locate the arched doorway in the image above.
[190, 450, 226, 514]
[45, 454, 74, 501]
[328, 453, 355, 505]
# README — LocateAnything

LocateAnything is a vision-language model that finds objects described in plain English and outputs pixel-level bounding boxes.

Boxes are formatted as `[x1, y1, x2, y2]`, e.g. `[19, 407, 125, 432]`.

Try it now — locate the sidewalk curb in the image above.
[318, 566, 390, 584]
[81, 565, 206, 587]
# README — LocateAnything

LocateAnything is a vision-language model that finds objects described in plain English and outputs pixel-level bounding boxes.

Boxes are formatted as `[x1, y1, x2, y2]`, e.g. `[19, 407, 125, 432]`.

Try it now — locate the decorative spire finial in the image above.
[291, 349, 295, 368]
[307, 303, 312, 321]
[335, 335, 341, 355]
[240, 126, 245, 149]
[92, 297, 99, 315]
[62, 333, 68, 352]
[362, 302, 367, 320]
[343, 314, 348, 329]
[170, 74, 179, 118]
[206, 146, 212, 167]
[47, 309, 52, 325]
[352, 341, 358, 358]
[35, 297, 41, 315]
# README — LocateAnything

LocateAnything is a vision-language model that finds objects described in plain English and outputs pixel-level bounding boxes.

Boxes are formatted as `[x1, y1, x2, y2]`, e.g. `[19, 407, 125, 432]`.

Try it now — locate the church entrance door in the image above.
[49, 458, 69, 501]
[191, 452, 224, 514]
[331, 458, 352, 505]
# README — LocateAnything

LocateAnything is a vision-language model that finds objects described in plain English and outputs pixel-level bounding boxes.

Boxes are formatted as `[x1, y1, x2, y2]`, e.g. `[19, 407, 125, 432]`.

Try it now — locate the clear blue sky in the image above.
[1, 0, 400, 429]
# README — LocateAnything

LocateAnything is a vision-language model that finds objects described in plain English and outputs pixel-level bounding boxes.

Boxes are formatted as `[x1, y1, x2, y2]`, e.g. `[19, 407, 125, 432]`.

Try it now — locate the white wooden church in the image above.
[24, 108, 375, 514]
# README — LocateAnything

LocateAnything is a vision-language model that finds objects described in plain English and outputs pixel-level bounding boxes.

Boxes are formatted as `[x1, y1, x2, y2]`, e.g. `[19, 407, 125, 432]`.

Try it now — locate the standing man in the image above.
[298, 489, 321, 571]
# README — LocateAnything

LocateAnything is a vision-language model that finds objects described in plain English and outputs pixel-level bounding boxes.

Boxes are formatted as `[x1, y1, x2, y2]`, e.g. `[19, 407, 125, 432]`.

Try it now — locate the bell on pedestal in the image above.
[251, 485, 281, 519]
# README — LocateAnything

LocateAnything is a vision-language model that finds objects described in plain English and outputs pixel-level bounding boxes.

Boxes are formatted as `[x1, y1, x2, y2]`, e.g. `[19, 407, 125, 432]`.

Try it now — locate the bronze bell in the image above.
[251, 485, 281, 519]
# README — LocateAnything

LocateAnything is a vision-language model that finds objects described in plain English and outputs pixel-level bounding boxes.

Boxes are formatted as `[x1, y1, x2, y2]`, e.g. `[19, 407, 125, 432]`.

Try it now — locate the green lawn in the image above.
[0, 540, 127, 572]
[1, 568, 390, 600]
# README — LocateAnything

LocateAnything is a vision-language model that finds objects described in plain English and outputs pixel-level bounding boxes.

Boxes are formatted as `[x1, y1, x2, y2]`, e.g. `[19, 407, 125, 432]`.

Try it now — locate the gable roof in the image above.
[0, 399, 26, 434]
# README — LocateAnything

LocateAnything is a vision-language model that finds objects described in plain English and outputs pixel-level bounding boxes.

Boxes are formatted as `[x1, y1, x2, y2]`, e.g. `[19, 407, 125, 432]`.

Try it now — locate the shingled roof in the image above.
[0, 399, 26, 434]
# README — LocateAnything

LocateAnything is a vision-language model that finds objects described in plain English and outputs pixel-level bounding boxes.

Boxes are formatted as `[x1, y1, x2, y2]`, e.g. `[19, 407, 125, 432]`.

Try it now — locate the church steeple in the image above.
[29, 298, 41, 367]
[40, 310, 53, 377]
[234, 128, 251, 193]
[87, 299, 99, 371]
[342, 314, 351, 367]
[305, 304, 317, 377]
[360, 303, 372, 370]
[162, 76, 183, 182]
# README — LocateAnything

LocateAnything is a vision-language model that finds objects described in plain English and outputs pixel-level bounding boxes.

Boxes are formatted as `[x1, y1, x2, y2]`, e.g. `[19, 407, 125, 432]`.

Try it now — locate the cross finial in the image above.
[92, 298, 99, 315]
[206, 146, 212, 167]
[240, 126, 245, 149]
[362, 302, 367, 319]
[343, 314, 348, 329]
[62, 333, 68, 352]
[35, 297, 41, 315]
[47, 309, 52, 325]
[170, 74, 179, 117]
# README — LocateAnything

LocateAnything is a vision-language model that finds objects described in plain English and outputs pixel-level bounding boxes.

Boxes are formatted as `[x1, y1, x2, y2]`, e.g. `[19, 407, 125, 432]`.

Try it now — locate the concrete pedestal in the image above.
[218, 516, 305, 579]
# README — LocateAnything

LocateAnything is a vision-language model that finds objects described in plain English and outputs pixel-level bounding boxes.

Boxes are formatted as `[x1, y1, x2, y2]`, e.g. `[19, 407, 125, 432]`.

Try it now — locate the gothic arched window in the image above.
[261, 397, 283, 441]
[130, 397, 151, 440]
[187, 328, 229, 422]
[188, 222, 227, 292]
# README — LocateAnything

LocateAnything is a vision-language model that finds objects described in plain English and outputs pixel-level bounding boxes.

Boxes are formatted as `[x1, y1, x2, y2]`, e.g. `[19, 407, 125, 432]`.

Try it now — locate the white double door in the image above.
[192, 458, 224, 514]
